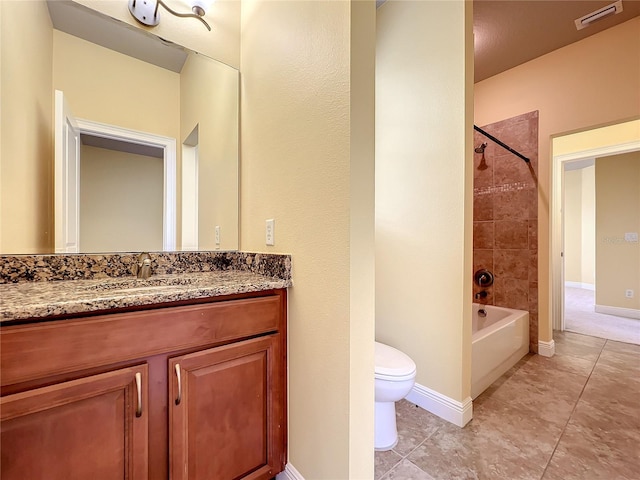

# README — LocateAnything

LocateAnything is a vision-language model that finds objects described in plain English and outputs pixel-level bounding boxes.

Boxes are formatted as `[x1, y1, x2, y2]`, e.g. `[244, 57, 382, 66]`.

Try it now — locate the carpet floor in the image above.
[564, 286, 639, 345]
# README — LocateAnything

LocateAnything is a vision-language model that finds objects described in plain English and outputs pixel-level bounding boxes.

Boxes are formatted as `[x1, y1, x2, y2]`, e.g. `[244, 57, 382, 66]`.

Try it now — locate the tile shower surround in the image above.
[473, 111, 539, 352]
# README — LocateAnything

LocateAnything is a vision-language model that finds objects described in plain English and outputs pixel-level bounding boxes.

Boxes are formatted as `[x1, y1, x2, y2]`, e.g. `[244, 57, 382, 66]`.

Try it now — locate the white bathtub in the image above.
[471, 303, 529, 399]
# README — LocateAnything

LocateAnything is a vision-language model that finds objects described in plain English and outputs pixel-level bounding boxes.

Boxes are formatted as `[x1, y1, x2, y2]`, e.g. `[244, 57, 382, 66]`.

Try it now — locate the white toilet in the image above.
[374, 341, 417, 451]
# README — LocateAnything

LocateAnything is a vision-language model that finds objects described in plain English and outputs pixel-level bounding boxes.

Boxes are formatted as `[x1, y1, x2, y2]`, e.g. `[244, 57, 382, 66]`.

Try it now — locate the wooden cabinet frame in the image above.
[0, 289, 287, 480]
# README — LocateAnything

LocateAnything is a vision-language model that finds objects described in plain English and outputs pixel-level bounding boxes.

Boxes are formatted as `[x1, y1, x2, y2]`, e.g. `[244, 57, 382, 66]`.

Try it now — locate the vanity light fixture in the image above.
[128, 0, 212, 31]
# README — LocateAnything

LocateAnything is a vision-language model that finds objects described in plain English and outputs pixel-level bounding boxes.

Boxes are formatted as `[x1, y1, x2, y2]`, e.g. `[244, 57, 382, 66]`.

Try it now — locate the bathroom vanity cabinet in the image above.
[0, 289, 287, 480]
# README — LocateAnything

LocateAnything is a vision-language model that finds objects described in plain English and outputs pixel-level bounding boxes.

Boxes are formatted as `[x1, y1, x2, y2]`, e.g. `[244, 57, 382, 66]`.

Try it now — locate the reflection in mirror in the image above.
[80, 136, 167, 253]
[0, 0, 239, 254]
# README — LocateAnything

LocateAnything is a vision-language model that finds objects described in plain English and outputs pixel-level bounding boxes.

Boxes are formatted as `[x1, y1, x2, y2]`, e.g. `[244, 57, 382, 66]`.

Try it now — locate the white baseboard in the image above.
[565, 281, 595, 291]
[538, 339, 555, 357]
[595, 304, 640, 320]
[276, 463, 305, 480]
[405, 382, 473, 427]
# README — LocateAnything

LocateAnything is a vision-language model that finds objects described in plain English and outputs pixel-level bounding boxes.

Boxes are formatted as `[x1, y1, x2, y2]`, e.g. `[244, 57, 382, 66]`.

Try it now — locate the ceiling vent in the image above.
[575, 0, 623, 30]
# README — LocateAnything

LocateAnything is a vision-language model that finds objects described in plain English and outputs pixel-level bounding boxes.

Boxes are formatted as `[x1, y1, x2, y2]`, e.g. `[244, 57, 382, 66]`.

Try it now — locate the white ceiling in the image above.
[47, 0, 188, 73]
[564, 158, 596, 171]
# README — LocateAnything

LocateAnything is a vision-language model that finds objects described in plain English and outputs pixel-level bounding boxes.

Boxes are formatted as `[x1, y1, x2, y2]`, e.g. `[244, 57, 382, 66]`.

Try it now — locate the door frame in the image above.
[75, 119, 177, 251]
[551, 137, 640, 331]
[54, 90, 81, 253]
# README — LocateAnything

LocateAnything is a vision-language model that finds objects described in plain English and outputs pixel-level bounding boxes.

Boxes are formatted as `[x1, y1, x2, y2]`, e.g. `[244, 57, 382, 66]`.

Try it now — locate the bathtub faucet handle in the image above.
[474, 269, 494, 287]
[475, 290, 488, 300]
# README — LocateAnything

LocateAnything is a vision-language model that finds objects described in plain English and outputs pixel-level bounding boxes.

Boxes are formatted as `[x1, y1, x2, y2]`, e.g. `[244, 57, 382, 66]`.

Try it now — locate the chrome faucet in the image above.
[133, 252, 152, 280]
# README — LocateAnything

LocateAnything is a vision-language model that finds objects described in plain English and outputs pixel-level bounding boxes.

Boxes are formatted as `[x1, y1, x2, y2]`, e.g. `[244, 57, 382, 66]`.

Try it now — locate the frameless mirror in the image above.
[0, 0, 239, 254]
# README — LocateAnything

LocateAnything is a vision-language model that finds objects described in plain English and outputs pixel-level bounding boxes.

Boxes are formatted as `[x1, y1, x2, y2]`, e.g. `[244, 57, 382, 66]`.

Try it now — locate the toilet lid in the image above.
[375, 341, 416, 378]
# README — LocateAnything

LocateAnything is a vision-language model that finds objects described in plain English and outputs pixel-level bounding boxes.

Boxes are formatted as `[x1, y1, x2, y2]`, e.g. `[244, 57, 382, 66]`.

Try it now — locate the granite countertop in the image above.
[0, 252, 292, 324]
[0, 271, 289, 323]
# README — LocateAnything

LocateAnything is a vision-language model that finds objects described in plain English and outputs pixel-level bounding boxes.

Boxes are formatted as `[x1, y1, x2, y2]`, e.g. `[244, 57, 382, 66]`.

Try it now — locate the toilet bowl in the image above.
[374, 341, 416, 451]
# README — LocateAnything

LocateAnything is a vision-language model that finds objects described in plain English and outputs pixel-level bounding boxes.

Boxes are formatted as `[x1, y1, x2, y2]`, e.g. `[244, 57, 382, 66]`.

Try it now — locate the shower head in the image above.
[476, 142, 489, 171]
[475, 143, 487, 154]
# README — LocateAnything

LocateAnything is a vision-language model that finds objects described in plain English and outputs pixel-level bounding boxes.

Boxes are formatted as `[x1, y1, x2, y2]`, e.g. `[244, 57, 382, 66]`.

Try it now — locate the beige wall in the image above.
[181, 52, 238, 251]
[348, 1, 376, 476]
[74, 0, 241, 69]
[475, 17, 640, 344]
[80, 145, 163, 252]
[376, 0, 473, 405]
[564, 170, 582, 283]
[564, 166, 595, 286]
[53, 30, 180, 139]
[595, 152, 640, 311]
[581, 166, 596, 285]
[240, 1, 375, 477]
[554, 120, 640, 156]
[0, 0, 53, 253]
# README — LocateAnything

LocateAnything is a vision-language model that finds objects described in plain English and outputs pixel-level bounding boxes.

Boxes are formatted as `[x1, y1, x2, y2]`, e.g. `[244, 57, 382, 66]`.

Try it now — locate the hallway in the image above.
[375, 331, 640, 479]
[564, 286, 640, 345]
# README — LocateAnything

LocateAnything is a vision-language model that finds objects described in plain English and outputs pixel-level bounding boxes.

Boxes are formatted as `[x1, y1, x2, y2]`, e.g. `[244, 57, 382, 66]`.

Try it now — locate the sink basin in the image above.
[87, 275, 204, 293]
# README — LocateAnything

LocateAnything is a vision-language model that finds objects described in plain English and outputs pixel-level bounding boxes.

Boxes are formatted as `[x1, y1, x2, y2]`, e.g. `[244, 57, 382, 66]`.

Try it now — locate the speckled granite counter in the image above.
[0, 252, 292, 323]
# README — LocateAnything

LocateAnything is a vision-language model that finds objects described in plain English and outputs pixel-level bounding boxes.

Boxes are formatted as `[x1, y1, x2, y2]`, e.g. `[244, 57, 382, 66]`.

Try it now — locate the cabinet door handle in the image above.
[175, 363, 182, 405]
[135, 372, 142, 418]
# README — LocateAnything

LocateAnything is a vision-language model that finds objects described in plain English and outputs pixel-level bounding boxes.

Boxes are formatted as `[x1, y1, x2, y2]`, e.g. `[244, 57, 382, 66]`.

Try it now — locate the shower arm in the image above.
[473, 125, 530, 163]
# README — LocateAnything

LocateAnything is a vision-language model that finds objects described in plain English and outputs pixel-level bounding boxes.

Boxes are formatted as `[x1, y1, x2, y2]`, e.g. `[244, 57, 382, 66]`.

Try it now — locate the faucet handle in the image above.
[474, 269, 494, 287]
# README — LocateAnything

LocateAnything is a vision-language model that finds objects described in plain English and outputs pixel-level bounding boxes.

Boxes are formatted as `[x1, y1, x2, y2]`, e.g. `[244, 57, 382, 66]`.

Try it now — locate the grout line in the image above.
[379, 441, 412, 480]
[378, 454, 403, 480]
[539, 338, 607, 479]
[380, 405, 445, 479]
[387, 436, 431, 480]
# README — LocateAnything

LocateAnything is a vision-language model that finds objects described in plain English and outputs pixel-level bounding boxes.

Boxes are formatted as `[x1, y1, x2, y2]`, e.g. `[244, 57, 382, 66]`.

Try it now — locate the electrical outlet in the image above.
[625, 289, 634, 299]
[215, 226, 220, 245]
[266, 219, 275, 246]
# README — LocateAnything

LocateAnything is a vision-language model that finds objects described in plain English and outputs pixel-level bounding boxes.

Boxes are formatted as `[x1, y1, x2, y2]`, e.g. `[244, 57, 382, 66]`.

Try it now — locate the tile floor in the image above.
[375, 331, 640, 479]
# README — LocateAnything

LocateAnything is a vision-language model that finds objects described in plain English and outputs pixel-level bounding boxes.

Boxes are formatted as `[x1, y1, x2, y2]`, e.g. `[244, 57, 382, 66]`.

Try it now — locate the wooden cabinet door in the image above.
[170, 335, 285, 480]
[1, 364, 148, 480]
